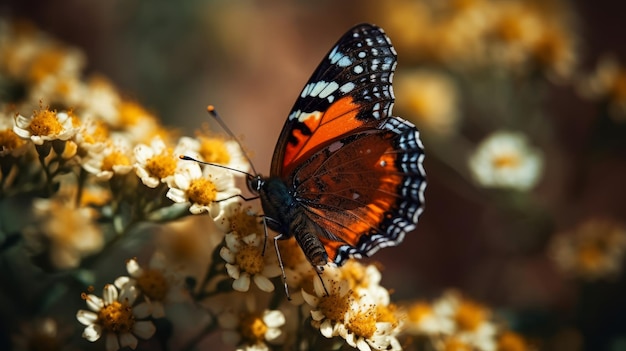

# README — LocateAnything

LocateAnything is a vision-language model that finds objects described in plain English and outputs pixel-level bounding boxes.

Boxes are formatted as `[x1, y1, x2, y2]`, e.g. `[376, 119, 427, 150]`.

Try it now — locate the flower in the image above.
[29, 197, 104, 269]
[497, 331, 533, 351]
[134, 136, 177, 188]
[220, 232, 282, 292]
[550, 218, 626, 281]
[577, 55, 626, 121]
[402, 300, 454, 336]
[219, 308, 286, 351]
[82, 134, 134, 180]
[302, 269, 402, 351]
[468, 131, 543, 191]
[177, 134, 250, 176]
[13, 108, 78, 145]
[76, 284, 155, 351]
[433, 291, 498, 351]
[166, 161, 240, 217]
[395, 69, 460, 136]
[114, 252, 184, 318]
[0, 111, 29, 157]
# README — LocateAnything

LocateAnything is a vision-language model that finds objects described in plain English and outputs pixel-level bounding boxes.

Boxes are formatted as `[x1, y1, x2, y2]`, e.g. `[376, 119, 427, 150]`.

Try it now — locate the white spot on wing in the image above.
[353, 65, 363, 74]
[319, 81, 339, 98]
[340, 82, 355, 93]
[337, 56, 352, 67]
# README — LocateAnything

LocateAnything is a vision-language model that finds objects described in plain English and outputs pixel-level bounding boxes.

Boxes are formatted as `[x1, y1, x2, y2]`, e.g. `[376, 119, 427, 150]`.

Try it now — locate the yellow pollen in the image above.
[28, 109, 62, 136]
[408, 302, 432, 323]
[347, 308, 377, 339]
[230, 207, 262, 237]
[341, 261, 367, 288]
[493, 153, 520, 169]
[102, 151, 131, 172]
[119, 101, 150, 126]
[199, 137, 231, 165]
[376, 303, 398, 326]
[97, 301, 135, 334]
[318, 290, 351, 322]
[137, 269, 168, 301]
[239, 314, 267, 343]
[187, 178, 217, 205]
[455, 300, 487, 332]
[0, 129, 25, 150]
[235, 245, 265, 275]
[145, 153, 176, 179]
[83, 120, 109, 144]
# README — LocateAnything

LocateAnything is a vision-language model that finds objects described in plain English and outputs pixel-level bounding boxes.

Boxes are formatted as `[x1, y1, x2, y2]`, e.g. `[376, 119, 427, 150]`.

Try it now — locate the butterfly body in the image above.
[250, 23, 426, 269]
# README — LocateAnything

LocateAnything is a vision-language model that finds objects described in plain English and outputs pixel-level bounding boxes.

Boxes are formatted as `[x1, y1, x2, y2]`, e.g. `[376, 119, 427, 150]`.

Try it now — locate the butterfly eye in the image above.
[247, 175, 262, 194]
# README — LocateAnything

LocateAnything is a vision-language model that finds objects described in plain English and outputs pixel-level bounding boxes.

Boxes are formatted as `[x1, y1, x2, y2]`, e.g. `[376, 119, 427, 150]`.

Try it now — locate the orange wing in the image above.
[290, 118, 426, 264]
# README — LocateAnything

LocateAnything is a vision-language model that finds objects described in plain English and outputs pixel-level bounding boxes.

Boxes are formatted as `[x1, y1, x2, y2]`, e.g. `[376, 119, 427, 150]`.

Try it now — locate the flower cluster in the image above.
[402, 290, 534, 351]
[2, 1, 625, 350]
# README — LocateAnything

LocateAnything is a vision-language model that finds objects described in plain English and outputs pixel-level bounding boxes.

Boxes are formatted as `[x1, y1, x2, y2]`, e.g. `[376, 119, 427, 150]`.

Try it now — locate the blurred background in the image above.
[2, 0, 626, 350]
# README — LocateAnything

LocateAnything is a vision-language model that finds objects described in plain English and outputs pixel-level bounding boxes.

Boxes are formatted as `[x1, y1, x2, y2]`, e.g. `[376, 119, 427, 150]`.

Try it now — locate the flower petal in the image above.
[119, 332, 138, 349]
[133, 320, 156, 339]
[77, 310, 99, 325]
[82, 324, 103, 342]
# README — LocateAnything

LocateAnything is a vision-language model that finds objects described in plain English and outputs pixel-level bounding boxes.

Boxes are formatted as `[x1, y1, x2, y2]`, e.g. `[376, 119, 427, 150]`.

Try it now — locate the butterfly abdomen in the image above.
[259, 177, 329, 268]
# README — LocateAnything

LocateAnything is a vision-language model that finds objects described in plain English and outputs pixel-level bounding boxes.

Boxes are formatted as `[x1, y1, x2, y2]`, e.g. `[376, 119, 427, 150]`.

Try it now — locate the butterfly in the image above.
[246, 23, 427, 274]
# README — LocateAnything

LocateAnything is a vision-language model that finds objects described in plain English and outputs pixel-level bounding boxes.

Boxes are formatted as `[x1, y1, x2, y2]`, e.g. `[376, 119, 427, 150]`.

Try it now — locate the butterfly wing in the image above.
[270, 23, 397, 178]
[290, 117, 426, 264]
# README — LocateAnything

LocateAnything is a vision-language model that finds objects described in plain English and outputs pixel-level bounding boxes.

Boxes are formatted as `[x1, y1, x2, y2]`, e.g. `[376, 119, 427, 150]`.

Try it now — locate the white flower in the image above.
[0, 113, 29, 157]
[176, 135, 250, 176]
[76, 284, 155, 351]
[166, 161, 240, 217]
[302, 272, 352, 339]
[13, 109, 78, 145]
[30, 197, 104, 269]
[550, 218, 626, 281]
[219, 308, 286, 351]
[432, 291, 497, 351]
[83, 137, 134, 180]
[219, 233, 282, 292]
[134, 136, 177, 188]
[468, 131, 543, 190]
[114, 252, 184, 318]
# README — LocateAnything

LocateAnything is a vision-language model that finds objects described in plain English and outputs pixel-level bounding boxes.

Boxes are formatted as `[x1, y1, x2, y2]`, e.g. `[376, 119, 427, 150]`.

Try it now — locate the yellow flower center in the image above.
[137, 269, 168, 301]
[443, 337, 472, 351]
[578, 243, 603, 272]
[145, 153, 176, 180]
[407, 302, 432, 324]
[199, 137, 231, 165]
[187, 178, 217, 205]
[493, 153, 520, 169]
[28, 109, 62, 136]
[229, 206, 262, 236]
[455, 300, 487, 332]
[346, 308, 377, 339]
[119, 100, 149, 126]
[317, 289, 352, 322]
[97, 301, 135, 334]
[376, 303, 398, 326]
[29, 48, 65, 83]
[341, 261, 367, 289]
[235, 245, 264, 275]
[0, 128, 25, 151]
[497, 331, 529, 351]
[239, 313, 268, 344]
[102, 151, 131, 172]
[81, 120, 109, 145]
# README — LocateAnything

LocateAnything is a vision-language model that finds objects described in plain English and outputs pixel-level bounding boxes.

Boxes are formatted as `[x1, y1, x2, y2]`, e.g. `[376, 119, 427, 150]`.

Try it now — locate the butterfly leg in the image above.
[272, 231, 292, 301]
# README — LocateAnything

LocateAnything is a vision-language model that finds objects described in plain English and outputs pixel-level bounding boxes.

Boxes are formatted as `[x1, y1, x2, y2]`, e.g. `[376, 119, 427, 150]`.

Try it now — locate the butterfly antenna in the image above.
[206, 105, 258, 176]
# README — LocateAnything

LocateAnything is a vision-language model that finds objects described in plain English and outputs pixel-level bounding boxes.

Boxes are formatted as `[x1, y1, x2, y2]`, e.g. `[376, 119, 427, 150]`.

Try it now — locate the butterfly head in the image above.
[246, 174, 264, 195]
